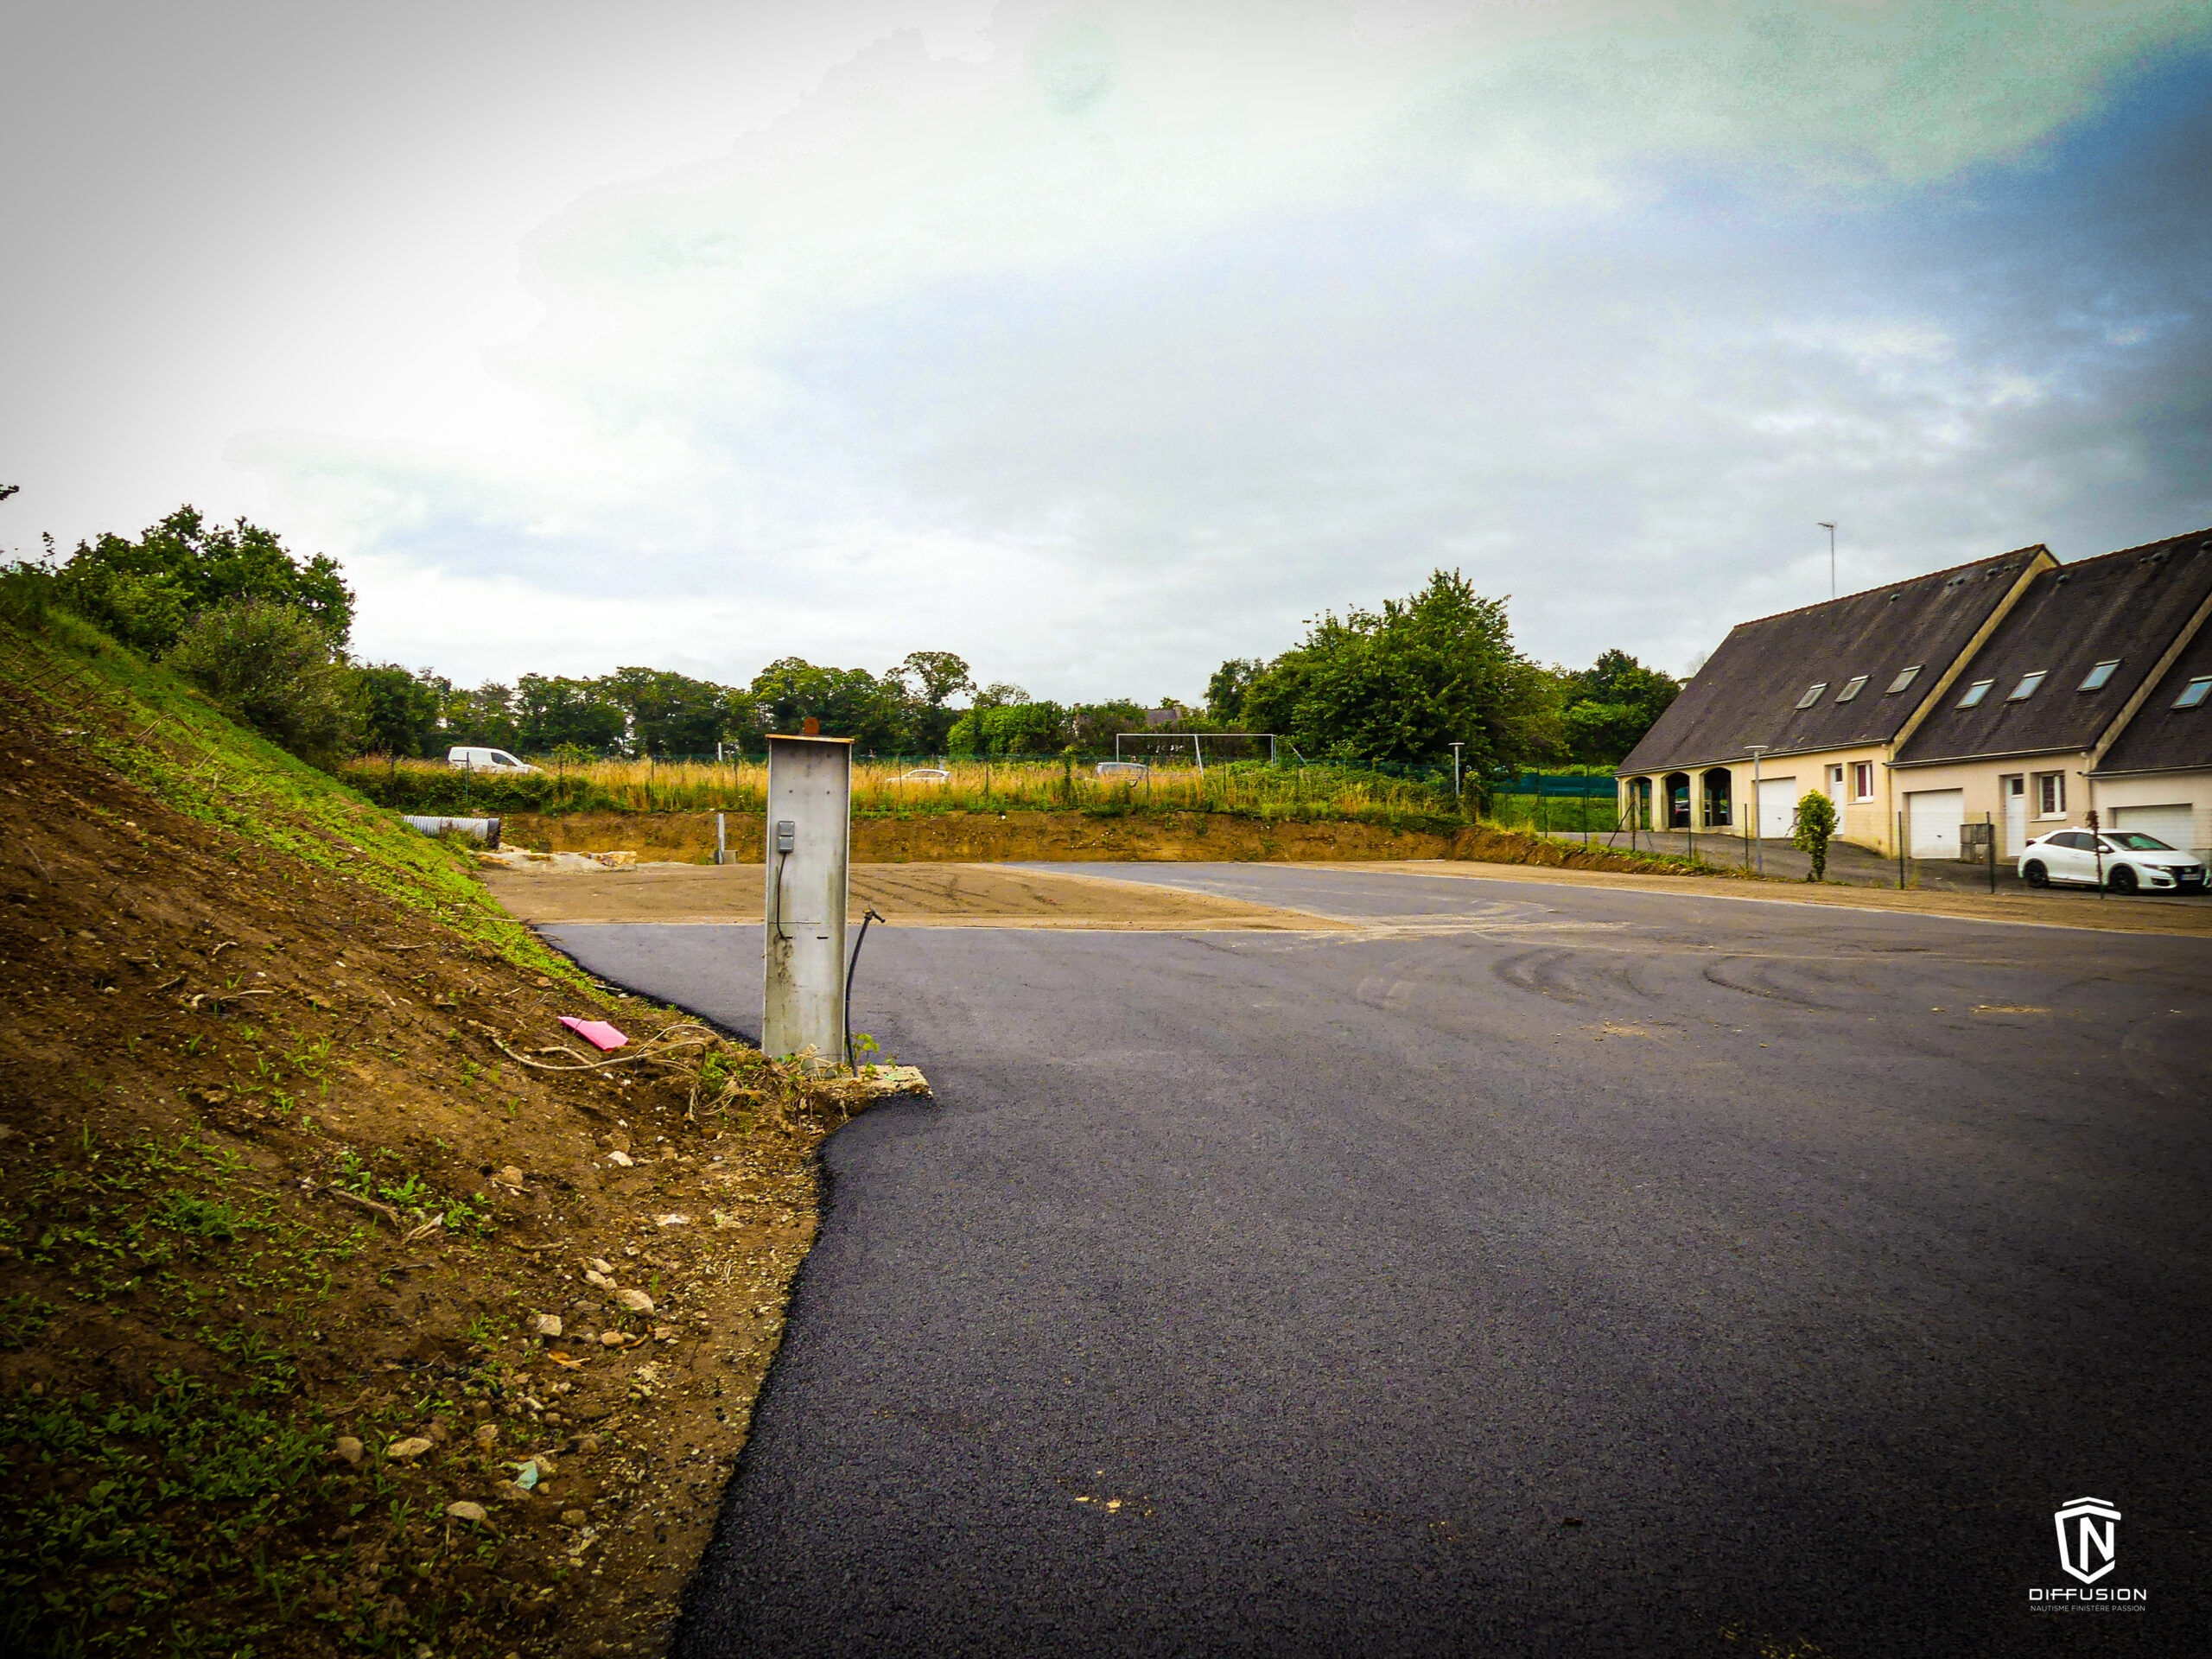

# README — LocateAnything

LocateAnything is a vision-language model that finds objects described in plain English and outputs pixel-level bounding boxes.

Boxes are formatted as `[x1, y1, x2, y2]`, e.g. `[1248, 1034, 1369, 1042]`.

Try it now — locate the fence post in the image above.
[1986, 810, 1995, 894]
[1897, 810, 1907, 888]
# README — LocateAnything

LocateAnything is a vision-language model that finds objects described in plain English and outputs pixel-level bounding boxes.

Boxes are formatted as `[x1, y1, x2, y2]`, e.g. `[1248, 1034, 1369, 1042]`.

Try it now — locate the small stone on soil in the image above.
[534, 1314, 563, 1338]
[447, 1501, 489, 1523]
[387, 1437, 435, 1460]
[333, 1435, 364, 1465]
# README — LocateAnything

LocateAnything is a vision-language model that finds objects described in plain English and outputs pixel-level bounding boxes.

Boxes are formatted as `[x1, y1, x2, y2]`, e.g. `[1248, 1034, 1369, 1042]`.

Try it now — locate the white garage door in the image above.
[2113, 804, 2197, 853]
[1907, 788, 1965, 858]
[1757, 777, 1798, 838]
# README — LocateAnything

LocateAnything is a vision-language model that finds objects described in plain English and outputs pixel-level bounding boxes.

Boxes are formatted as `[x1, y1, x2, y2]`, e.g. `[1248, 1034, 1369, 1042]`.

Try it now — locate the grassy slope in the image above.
[0, 617, 883, 1658]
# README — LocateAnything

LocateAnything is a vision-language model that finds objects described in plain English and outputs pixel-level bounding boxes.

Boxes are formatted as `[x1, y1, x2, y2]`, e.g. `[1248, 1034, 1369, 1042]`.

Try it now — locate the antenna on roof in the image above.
[1817, 522, 1836, 600]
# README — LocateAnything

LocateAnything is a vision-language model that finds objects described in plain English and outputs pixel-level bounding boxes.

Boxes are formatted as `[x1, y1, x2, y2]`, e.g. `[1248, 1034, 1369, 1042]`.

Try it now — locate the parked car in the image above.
[447, 746, 538, 773]
[2018, 829, 2206, 893]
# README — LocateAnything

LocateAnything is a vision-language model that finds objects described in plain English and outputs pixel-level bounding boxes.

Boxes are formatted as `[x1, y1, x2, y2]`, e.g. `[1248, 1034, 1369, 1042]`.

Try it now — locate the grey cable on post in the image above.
[840, 911, 885, 1079]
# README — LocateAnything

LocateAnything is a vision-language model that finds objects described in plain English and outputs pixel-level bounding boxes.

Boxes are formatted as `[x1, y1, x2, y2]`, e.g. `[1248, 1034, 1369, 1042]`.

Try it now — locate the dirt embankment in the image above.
[501, 809, 1725, 879]
[0, 626, 897, 1658]
[482, 861, 1348, 929]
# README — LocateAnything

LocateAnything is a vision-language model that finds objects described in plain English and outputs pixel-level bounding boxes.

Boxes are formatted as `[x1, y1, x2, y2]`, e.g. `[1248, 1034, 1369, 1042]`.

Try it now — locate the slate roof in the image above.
[2090, 591, 2212, 776]
[1895, 527, 2212, 766]
[1616, 548, 2047, 777]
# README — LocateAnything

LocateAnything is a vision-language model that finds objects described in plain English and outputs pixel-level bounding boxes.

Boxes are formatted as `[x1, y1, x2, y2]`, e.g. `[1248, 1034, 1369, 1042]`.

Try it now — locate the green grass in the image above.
[0, 611, 586, 989]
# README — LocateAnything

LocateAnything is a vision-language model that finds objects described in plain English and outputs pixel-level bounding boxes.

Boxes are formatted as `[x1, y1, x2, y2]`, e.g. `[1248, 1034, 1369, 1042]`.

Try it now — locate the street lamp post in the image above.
[1818, 522, 1836, 600]
[1745, 745, 1772, 876]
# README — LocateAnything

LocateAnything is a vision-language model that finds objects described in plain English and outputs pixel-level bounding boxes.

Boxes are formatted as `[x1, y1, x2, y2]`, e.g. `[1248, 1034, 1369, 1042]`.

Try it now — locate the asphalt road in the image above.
[542, 864, 2212, 1657]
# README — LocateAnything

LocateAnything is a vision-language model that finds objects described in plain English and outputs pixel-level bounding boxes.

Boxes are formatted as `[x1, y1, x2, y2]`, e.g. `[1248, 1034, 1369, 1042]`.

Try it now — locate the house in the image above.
[1888, 528, 2212, 859]
[1613, 546, 2054, 855]
[2086, 612, 2212, 858]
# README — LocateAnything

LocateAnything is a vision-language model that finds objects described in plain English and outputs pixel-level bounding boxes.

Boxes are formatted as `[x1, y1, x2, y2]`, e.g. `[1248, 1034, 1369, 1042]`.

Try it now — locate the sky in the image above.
[5, 1, 2210, 702]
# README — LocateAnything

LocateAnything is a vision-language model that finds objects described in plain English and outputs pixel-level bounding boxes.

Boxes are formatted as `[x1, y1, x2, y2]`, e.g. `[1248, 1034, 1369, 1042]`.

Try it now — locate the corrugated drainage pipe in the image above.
[401, 815, 503, 849]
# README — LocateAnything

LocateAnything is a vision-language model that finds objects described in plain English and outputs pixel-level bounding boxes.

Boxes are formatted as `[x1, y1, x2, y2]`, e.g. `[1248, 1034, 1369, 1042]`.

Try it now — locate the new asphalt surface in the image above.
[541, 864, 2212, 1657]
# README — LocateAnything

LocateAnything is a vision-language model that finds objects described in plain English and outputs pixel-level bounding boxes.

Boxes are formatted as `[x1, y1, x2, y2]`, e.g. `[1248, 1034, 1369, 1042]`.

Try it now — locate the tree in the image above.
[1069, 699, 1149, 750]
[747, 658, 908, 750]
[49, 506, 353, 655]
[166, 599, 356, 766]
[440, 683, 520, 752]
[887, 651, 974, 752]
[947, 701, 1070, 756]
[1205, 658, 1262, 725]
[1236, 569, 1554, 772]
[353, 664, 443, 757]
[1554, 649, 1682, 765]
[515, 674, 627, 754]
[602, 667, 737, 756]
[1793, 790, 1838, 881]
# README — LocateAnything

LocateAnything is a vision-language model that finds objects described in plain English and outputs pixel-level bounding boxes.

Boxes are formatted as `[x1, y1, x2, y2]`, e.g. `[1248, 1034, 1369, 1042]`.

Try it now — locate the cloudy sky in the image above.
[6, 1, 2209, 700]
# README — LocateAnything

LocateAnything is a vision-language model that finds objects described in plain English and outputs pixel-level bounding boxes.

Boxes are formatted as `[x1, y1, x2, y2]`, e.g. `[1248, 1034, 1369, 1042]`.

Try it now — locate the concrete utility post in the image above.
[1449, 741, 1464, 799]
[762, 733, 853, 1065]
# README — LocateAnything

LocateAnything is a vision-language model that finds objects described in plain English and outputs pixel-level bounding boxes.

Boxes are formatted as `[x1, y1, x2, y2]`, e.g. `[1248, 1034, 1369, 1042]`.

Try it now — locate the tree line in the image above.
[3, 506, 1682, 775]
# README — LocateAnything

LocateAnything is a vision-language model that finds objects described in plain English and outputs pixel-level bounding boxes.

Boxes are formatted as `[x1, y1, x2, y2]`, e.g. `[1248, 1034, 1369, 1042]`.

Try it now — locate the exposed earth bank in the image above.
[499, 809, 1721, 876]
[0, 620, 890, 1658]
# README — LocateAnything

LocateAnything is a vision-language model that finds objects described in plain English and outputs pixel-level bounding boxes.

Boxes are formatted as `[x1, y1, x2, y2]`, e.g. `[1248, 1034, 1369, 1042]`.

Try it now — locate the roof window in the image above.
[1957, 679, 1993, 709]
[1795, 683, 1827, 709]
[1835, 675, 1868, 702]
[2177, 676, 2212, 710]
[2008, 670, 2047, 702]
[2077, 659, 2119, 691]
[1885, 665, 1921, 694]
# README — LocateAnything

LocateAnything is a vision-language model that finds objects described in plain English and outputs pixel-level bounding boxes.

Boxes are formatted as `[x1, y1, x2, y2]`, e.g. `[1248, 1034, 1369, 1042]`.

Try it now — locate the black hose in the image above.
[771, 849, 792, 942]
[843, 908, 885, 1073]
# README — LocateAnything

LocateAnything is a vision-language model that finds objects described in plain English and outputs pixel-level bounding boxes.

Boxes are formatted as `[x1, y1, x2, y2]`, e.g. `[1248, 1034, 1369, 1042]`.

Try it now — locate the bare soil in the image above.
[499, 809, 1736, 876]
[0, 632, 896, 1657]
[482, 861, 1340, 930]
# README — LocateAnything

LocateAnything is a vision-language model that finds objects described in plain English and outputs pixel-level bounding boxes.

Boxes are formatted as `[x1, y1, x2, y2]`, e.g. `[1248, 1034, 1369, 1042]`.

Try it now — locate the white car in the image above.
[447, 746, 538, 773]
[2018, 829, 2205, 894]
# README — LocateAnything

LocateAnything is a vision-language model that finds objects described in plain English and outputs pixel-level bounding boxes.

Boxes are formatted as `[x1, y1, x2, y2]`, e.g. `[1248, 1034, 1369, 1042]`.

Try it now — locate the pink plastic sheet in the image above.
[558, 1016, 628, 1052]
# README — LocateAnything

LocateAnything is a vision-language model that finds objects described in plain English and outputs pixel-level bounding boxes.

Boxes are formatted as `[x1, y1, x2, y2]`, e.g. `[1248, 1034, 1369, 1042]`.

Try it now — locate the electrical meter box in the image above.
[762, 734, 853, 1064]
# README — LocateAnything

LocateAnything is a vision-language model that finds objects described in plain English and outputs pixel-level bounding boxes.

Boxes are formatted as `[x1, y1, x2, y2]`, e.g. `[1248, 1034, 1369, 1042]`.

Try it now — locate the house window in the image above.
[1957, 679, 1993, 708]
[2077, 659, 2119, 691]
[2008, 670, 2048, 701]
[1852, 762, 1874, 800]
[2176, 676, 2212, 709]
[2034, 772, 2065, 817]
[1835, 675, 1868, 702]
[1885, 665, 1921, 694]
[1796, 683, 1827, 709]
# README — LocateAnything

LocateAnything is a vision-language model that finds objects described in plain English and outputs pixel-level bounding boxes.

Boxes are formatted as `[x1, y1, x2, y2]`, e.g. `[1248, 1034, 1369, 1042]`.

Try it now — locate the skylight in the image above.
[1885, 665, 1921, 694]
[1957, 679, 1993, 709]
[1835, 675, 1867, 702]
[2008, 670, 2048, 702]
[2078, 659, 2119, 690]
[2177, 676, 2212, 710]
[1796, 683, 1827, 709]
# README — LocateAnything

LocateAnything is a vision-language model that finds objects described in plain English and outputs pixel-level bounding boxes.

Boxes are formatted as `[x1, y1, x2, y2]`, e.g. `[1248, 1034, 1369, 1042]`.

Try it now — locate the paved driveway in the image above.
[543, 864, 2212, 1657]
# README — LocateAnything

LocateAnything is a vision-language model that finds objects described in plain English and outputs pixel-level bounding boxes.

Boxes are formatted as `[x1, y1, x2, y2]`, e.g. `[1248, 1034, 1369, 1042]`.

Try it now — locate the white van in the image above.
[447, 747, 538, 773]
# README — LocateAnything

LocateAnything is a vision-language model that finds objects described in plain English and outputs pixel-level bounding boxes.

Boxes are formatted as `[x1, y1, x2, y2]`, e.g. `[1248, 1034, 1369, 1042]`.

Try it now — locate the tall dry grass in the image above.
[345, 754, 1460, 822]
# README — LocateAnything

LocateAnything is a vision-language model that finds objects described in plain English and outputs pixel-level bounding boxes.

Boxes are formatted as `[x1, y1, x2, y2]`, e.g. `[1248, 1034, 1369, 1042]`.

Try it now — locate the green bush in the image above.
[163, 598, 357, 768]
[1793, 789, 1838, 880]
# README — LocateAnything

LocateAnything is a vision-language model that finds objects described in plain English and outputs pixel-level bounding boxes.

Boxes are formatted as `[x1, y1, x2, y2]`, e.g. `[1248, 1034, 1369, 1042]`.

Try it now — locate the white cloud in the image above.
[10, 2, 2209, 696]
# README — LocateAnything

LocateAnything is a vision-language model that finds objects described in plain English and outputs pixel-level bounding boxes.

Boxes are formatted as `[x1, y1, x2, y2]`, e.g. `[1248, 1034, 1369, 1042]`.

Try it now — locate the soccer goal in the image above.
[1111, 732, 1284, 772]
